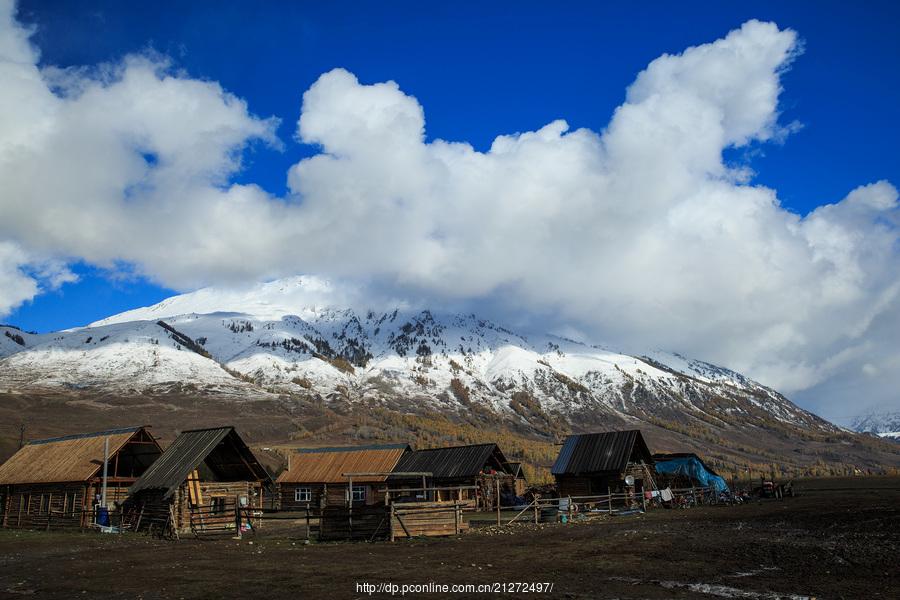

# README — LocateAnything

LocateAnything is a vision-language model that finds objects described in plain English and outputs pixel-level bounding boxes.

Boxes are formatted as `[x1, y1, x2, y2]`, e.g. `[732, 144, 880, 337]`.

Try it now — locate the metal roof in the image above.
[128, 426, 272, 499]
[277, 444, 410, 484]
[390, 443, 511, 480]
[0, 426, 157, 485]
[551, 430, 653, 476]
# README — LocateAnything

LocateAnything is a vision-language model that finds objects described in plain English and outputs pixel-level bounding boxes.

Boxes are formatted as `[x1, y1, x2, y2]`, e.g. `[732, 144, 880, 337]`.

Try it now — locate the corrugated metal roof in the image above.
[390, 444, 510, 480]
[128, 427, 272, 499]
[277, 444, 410, 484]
[0, 426, 153, 485]
[551, 430, 653, 476]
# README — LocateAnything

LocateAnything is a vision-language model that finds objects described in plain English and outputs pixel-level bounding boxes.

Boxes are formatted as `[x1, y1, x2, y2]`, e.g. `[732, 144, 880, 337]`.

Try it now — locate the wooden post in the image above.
[347, 477, 353, 539]
[608, 486, 613, 514]
[454, 502, 460, 535]
[305, 503, 310, 541]
[389, 504, 395, 542]
[495, 478, 501, 526]
[534, 498, 539, 524]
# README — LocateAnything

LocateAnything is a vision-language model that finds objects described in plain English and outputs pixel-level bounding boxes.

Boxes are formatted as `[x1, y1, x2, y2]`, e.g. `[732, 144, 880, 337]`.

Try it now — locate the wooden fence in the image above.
[390, 501, 467, 540]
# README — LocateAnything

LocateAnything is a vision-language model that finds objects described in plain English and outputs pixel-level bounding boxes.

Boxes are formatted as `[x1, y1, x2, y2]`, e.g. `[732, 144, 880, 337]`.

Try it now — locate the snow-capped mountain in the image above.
[0, 276, 832, 436]
[851, 412, 900, 441]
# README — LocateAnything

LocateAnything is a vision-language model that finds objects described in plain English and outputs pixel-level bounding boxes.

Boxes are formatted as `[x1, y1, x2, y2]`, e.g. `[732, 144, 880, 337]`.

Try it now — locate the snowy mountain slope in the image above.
[0, 277, 834, 434]
[851, 411, 900, 441]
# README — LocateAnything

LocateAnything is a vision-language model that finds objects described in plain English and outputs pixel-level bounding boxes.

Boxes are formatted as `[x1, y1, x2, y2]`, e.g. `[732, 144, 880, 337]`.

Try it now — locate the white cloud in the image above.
[0, 3, 897, 420]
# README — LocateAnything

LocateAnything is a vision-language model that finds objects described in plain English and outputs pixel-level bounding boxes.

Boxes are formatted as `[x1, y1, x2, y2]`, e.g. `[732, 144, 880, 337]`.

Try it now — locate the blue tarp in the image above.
[654, 456, 730, 493]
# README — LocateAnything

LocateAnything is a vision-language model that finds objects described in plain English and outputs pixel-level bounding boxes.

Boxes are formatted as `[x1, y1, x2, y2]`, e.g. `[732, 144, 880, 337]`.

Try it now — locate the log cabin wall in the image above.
[174, 480, 254, 533]
[2, 483, 88, 529]
[278, 483, 325, 511]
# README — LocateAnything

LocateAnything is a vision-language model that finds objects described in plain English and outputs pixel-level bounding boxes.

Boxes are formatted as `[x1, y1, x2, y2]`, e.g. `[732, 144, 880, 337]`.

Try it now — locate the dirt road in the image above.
[1, 477, 897, 599]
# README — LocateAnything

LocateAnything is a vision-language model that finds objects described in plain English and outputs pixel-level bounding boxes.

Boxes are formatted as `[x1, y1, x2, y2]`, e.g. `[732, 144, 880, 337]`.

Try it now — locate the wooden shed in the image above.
[0, 426, 162, 529]
[552, 430, 655, 498]
[125, 427, 272, 536]
[277, 443, 410, 510]
[388, 443, 516, 508]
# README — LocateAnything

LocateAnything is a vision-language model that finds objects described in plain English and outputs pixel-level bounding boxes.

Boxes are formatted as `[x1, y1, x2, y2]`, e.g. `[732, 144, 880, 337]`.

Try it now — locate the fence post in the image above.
[495, 479, 500, 527]
[390, 504, 395, 542]
[305, 503, 310, 541]
[533, 498, 538, 524]
[608, 487, 613, 515]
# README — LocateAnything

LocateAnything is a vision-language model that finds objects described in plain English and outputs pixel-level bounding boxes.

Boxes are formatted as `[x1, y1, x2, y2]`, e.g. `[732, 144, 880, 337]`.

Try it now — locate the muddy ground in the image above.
[1, 477, 897, 599]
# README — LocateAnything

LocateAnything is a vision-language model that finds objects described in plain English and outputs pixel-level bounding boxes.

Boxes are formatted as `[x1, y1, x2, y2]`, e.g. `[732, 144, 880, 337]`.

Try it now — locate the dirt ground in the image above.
[1, 477, 897, 599]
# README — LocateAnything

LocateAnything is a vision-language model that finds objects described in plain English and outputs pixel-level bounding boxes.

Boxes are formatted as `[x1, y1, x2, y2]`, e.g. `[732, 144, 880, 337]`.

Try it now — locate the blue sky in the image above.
[7, 1, 898, 332]
[2, 0, 900, 424]
[9, 0, 898, 332]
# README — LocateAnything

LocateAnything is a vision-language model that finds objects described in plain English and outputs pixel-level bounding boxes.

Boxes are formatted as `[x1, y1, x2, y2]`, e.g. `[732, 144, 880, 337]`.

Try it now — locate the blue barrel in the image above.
[97, 507, 110, 526]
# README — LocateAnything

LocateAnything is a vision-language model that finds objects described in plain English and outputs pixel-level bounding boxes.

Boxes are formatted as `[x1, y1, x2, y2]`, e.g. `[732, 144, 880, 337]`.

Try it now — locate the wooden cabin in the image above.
[125, 427, 272, 535]
[388, 443, 517, 508]
[552, 430, 655, 498]
[277, 444, 410, 510]
[0, 426, 162, 529]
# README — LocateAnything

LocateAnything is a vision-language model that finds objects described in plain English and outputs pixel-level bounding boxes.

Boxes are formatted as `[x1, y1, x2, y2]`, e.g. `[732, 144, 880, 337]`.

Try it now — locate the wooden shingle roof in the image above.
[277, 444, 410, 484]
[0, 427, 152, 485]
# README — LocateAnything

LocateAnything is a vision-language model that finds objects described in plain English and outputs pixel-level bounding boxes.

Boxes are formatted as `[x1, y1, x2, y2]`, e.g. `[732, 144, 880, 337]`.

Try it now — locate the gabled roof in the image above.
[0, 426, 156, 486]
[390, 443, 511, 480]
[551, 430, 653, 476]
[128, 427, 272, 499]
[277, 444, 410, 484]
[506, 462, 526, 480]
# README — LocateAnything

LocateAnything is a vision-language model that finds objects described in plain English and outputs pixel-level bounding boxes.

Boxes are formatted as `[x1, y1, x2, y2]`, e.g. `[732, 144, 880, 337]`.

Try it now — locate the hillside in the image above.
[2, 277, 898, 479]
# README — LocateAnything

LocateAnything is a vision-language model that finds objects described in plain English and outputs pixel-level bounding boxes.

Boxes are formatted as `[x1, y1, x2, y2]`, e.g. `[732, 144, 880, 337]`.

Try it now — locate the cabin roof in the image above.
[277, 444, 410, 484]
[390, 443, 510, 480]
[551, 430, 653, 476]
[0, 426, 154, 485]
[128, 426, 271, 499]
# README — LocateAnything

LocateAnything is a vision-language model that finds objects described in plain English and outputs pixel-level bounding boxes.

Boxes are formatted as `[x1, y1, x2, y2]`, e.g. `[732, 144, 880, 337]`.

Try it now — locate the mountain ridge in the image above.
[2, 277, 898, 477]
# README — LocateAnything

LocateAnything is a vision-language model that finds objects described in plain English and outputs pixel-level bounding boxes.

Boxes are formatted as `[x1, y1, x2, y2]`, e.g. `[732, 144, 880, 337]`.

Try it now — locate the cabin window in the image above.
[351, 485, 366, 502]
[210, 497, 226, 514]
[294, 487, 312, 502]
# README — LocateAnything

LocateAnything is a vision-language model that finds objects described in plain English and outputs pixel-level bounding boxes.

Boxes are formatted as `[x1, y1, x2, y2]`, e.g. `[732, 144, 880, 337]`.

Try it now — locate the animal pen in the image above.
[0, 426, 162, 530]
[123, 427, 272, 538]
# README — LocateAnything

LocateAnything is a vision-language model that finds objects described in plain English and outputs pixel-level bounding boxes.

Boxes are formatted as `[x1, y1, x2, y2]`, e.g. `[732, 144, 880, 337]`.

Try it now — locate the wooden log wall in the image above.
[2, 483, 88, 529]
[278, 483, 325, 511]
